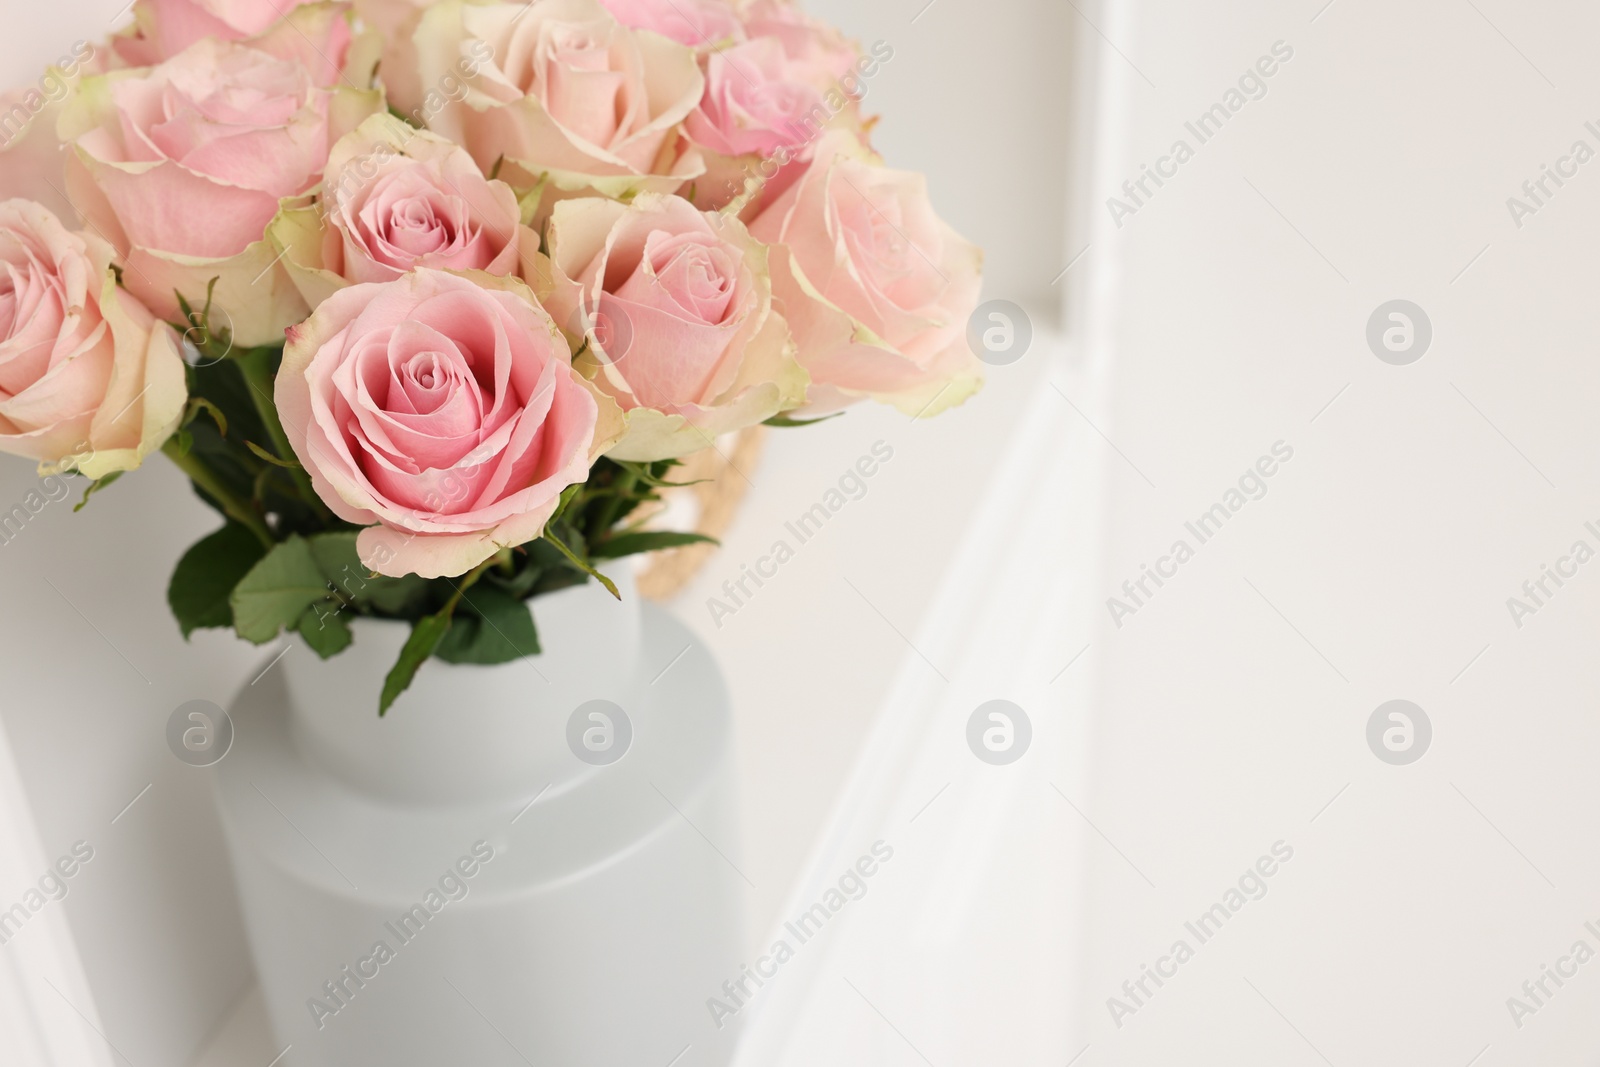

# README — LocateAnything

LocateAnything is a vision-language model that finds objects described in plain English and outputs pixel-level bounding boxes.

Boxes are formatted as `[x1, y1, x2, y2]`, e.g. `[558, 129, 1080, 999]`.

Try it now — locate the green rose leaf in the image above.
[307, 531, 433, 616]
[379, 613, 453, 716]
[230, 535, 334, 644]
[169, 522, 271, 638]
[590, 530, 717, 560]
[295, 602, 353, 659]
[435, 582, 540, 665]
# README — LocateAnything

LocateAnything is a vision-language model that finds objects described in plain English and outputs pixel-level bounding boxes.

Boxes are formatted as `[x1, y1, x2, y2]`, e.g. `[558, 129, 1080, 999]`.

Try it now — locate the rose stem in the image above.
[160, 438, 274, 548]
[234, 347, 334, 523]
[441, 549, 509, 614]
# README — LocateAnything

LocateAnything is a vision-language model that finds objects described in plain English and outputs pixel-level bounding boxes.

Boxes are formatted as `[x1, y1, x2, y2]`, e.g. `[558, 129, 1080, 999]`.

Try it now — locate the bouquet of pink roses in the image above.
[0, 0, 982, 711]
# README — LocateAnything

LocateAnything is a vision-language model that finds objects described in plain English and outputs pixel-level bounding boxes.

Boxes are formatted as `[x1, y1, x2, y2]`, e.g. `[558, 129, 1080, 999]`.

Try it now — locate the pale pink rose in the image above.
[598, 0, 741, 48]
[685, 37, 824, 159]
[271, 113, 530, 308]
[679, 34, 841, 211]
[747, 132, 982, 416]
[0, 200, 185, 478]
[116, 0, 354, 86]
[682, 25, 888, 211]
[741, 0, 861, 91]
[276, 269, 622, 579]
[60, 38, 381, 345]
[402, 0, 704, 201]
[533, 192, 805, 461]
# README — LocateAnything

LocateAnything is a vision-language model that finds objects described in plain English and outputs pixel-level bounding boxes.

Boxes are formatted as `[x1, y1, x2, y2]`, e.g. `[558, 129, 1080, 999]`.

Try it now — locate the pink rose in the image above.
[685, 38, 824, 159]
[598, 0, 741, 48]
[747, 132, 983, 415]
[276, 269, 622, 579]
[60, 38, 381, 345]
[680, 34, 849, 210]
[116, 0, 354, 87]
[0, 200, 185, 477]
[534, 192, 804, 460]
[403, 0, 704, 202]
[272, 113, 529, 308]
[741, 0, 862, 91]
[681, 23, 888, 211]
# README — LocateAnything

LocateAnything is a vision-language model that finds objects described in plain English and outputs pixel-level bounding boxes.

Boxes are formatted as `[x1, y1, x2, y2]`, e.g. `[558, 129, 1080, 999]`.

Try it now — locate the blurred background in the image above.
[6, 0, 1600, 1064]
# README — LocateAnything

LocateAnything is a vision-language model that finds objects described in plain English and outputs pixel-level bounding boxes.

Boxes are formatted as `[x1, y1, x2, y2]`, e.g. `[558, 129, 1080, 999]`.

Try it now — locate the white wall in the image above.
[1076, 0, 1600, 1061]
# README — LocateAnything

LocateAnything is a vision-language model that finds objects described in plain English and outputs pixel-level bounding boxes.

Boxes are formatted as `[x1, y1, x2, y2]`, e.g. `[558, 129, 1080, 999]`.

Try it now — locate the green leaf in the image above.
[541, 524, 619, 599]
[591, 530, 717, 559]
[73, 471, 122, 512]
[306, 529, 361, 579]
[167, 522, 269, 638]
[379, 613, 452, 716]
[230, 535, 334, 644]
[307, 531, 433, 615]
[764, 411, 844, 428]
[295, 602, 353, 658]
[435, 582, 540, 664]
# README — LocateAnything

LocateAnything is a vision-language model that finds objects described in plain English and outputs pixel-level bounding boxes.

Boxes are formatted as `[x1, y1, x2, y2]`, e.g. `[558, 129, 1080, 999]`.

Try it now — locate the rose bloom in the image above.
[0, 200, 185, 478]
[748, 131, 982, 415]
[598, 0, 741, 48]
[271, 113, 529, 309]
[60, 38, 380, 346]
[742, 0, 862, 91]
[115, 0, 353, 86]
[682, 35, 849, 210]
[686, 37, 825, 160]
[533, 192, 805, 461]
[403, 0, 703, 202]
[680, 17, 885, 211]
[276, 269, 621, 579]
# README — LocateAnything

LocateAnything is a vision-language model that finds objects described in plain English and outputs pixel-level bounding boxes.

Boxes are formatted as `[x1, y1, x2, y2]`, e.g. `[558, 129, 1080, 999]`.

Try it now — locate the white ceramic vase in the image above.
[213, 569, 745, 1067]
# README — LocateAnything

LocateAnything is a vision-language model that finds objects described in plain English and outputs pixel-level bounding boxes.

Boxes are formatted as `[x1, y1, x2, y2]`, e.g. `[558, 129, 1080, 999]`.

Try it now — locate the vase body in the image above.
[213, 571, 745, 1067]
